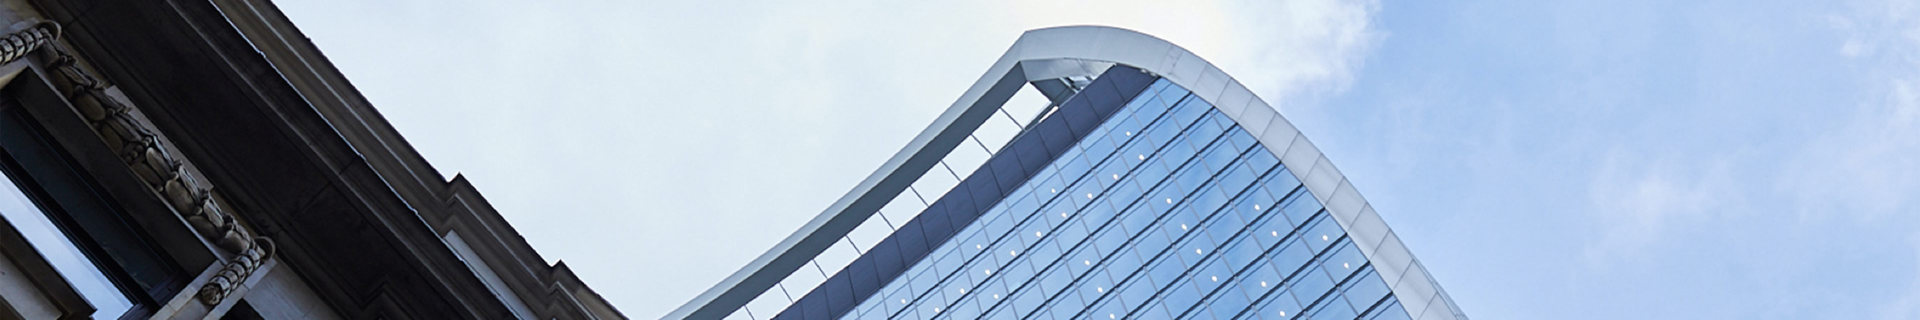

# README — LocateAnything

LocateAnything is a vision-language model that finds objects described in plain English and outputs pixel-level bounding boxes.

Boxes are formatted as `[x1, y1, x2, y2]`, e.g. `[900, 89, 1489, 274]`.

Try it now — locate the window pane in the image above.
[0, 169, 132, 318]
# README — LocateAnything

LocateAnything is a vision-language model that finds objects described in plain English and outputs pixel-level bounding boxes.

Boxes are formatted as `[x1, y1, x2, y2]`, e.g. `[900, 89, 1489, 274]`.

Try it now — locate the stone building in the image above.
[0, 0, 623, 318]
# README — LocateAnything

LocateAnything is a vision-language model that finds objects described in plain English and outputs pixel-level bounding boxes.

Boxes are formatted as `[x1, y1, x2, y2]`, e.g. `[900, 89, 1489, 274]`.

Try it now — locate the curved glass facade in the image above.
[776, 68, 1412, 320]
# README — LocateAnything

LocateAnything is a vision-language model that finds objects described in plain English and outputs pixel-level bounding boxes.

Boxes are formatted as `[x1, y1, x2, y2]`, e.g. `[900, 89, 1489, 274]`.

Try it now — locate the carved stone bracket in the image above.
[196, 237, 274, 305]
[0, 20, 56, 65]
[1, 20, 271, 306]
[35, 27, 255, 253]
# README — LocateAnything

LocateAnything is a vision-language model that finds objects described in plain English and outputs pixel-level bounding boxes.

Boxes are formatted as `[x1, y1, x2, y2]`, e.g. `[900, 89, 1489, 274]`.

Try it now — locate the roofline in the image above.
[669, 25, 1464, 320]
[174, 0, 630, 317]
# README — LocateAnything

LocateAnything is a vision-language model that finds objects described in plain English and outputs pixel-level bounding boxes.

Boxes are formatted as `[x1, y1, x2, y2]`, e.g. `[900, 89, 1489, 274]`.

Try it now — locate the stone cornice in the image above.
[2, 20, 271, 307]
[0, 20, 55, 65]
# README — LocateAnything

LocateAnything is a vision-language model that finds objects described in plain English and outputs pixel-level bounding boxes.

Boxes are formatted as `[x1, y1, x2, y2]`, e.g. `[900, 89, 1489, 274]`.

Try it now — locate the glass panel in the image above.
[805, 77, 1393, 320]
[0, 167, 132, 318]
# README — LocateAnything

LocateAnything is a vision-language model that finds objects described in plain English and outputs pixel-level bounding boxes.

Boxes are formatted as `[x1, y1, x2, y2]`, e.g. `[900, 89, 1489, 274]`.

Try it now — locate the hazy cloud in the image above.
[1583, 153, 1738, 264]
[1809, 0, 1920, 219]
[1827, 0, 1920, 317]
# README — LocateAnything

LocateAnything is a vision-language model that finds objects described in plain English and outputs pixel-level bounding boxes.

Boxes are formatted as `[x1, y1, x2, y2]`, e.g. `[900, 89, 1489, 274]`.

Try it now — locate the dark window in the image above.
[0, 97, 186, 317]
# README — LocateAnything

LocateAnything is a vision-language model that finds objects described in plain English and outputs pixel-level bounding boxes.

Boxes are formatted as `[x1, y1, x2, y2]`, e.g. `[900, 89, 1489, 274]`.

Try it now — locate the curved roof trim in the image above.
[669, 26, 1464, 320]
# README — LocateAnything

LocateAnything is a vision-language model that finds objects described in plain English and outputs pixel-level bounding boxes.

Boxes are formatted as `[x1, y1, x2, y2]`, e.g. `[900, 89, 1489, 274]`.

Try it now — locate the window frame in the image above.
[0, 61, 211, 320]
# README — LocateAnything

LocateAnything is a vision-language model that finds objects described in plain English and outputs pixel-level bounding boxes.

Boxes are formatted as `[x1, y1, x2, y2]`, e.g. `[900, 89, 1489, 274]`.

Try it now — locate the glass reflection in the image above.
[842, 79, 1403, 320]
[0, 166, 132, 318]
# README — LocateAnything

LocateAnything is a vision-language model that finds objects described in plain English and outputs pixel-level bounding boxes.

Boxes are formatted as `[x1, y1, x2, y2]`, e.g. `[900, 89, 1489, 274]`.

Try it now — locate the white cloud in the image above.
[1806, 0, 1920, 219]
[1583, 152, 1738, 263]
[1885, 235, 1920, 319]
[1822, 0, 1920, 317]
[1223, 0, 1384, 103]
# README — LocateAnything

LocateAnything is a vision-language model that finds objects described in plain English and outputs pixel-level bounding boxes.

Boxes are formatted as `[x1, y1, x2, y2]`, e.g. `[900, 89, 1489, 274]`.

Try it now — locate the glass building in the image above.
[672, 26, 1465, 320]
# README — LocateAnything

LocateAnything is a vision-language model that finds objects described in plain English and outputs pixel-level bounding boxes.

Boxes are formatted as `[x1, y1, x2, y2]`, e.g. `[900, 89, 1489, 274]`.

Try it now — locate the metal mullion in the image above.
[1016, 143, 1193, 315]
[985, 150, 1168, 318]
[1113, 174, 1258, 318]
[939, 161, 963, 181]
[846, 236, 864, 255]
[908, 186, 930, 206]
[971, 134, 996, 156]
[778, 283, 795, 302]
[973, 94, 1215, 319]
[949, 149, 1117, 317]
[1050, 109, 1245, 319]
[1223, 210, 1351, 320]
[885, 165, 1080, 318]
[1161, 166, 1307, 319]
[1000, 107, 1028, 128]
[1298, 241, 1373, 311]
[887, 129, 1110, 319]
[947, 86, 1192, 318]
[1107, 117, 1256, 318]
[1350, 271, 1399, 319]
[925, 86, 1203, 318]
[877, 211, 897, 231]
[1038, 144, 1272, 319]
[1294, 260, 1373, 319]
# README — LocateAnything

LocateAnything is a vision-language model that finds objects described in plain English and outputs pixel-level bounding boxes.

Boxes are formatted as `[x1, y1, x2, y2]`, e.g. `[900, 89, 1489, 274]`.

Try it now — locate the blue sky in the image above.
[277, 0, 1919, 318]
[1326, 0, 1919, 318]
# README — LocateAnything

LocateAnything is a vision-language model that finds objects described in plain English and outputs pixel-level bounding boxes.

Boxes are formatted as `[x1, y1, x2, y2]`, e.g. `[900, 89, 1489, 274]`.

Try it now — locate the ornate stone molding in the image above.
[195, 237, 274, 305]
[39, 27, 256, 254]
[3, 20, 272, 306]
[0, 20, 56, 65]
